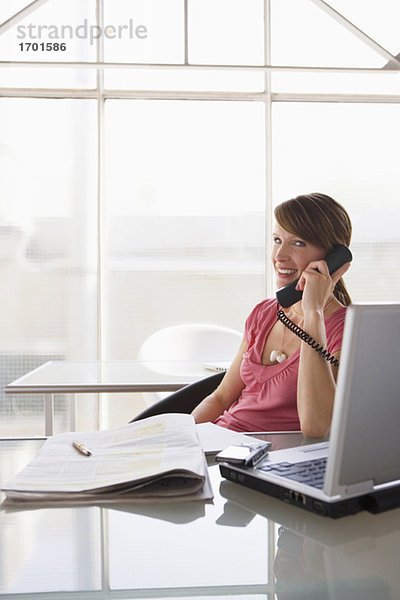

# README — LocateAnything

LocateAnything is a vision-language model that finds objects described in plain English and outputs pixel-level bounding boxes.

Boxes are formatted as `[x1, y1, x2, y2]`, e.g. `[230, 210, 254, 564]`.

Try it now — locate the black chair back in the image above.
[130, 371, 225, 422]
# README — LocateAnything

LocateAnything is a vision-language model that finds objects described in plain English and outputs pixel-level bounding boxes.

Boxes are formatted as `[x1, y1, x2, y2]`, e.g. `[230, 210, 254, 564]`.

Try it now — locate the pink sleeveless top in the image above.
[214, 298, 347, 432]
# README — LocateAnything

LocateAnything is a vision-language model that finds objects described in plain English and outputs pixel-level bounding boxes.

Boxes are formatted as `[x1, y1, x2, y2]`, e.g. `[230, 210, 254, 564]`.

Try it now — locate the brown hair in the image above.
[274, 193, 352, 306]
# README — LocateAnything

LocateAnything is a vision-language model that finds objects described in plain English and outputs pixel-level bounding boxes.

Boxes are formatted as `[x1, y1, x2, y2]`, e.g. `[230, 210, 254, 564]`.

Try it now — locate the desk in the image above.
[4, 360, 211, 436]
[1, 434, 400, 599]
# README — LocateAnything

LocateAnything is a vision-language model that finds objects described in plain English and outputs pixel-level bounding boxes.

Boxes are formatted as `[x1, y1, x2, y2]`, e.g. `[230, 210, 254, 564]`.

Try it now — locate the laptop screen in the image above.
[327, 304, 400, 492]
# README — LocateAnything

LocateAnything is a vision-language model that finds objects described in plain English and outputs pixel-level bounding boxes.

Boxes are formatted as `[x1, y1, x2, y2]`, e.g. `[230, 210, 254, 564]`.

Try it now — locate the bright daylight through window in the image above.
[0, 0, 399, 435]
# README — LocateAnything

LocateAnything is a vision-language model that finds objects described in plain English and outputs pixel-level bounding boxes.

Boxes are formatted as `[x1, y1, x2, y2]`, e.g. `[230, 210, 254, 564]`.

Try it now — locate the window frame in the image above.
[1, 0, 400, 430]
[1, 3, 399, 353]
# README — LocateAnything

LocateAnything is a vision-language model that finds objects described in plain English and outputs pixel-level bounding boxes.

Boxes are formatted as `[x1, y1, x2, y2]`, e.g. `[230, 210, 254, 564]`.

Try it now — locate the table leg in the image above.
[44, 394, 54, 436]
[100, 507, 110, 592]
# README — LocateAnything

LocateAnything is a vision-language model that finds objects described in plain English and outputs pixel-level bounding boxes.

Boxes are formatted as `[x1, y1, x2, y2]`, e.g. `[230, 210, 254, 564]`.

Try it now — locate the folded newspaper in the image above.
[2, 414, 213, 506]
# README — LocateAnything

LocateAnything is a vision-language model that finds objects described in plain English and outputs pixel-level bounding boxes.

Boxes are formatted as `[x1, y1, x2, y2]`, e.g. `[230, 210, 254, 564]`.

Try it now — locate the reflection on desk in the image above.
[0, 439, 269, 597]
[220, 476, 399, 600]
[1, 435, 400, 599]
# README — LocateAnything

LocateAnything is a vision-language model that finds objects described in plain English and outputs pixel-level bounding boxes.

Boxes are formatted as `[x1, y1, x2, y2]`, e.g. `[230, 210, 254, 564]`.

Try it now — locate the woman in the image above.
[192, 193, 352, 438]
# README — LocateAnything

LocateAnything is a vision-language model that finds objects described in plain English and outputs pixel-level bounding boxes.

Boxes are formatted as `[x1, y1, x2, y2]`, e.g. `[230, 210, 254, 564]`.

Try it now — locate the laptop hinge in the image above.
[345, 480, 374, 495]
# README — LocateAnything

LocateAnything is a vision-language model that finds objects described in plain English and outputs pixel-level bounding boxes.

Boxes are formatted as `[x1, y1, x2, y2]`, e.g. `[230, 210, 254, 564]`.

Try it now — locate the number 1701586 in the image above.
[19, 42, 67, 51]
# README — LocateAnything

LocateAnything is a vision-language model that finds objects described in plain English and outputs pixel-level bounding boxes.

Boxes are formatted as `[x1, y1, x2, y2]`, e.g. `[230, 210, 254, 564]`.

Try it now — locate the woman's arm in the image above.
[192, 338, 248, 423]
[295, 261, 350, 438]
[297, 310, 339, 437]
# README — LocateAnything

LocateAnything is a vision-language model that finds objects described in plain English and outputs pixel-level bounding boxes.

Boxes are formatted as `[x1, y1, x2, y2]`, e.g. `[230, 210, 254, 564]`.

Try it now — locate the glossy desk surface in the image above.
[4, 360, 213, 394]
[1, 434, 400, 599]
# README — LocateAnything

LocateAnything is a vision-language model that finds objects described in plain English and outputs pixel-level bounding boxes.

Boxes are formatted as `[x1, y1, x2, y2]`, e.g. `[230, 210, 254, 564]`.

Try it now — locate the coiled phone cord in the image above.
[277, 307, 340, 367]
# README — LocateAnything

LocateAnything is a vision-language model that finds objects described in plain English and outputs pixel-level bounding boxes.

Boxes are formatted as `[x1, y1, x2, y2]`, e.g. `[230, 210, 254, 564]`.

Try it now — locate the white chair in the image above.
[137, 323, 242, 403]
[138, 323, 242, 362]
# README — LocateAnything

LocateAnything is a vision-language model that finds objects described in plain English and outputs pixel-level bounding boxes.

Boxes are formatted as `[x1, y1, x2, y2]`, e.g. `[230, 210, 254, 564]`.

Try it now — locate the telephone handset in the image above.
[276, 244, 353, 308]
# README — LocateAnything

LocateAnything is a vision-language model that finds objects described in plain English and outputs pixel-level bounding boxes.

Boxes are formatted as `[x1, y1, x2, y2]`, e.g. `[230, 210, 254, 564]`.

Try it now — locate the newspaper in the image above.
[195, 422, 265, 454]
[2, 414, 213, 506]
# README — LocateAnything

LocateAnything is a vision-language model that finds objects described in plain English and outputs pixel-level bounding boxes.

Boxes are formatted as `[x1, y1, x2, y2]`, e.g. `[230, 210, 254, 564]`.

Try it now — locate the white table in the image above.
[4, 360, 214, 436]
[1, 434, 400, 599]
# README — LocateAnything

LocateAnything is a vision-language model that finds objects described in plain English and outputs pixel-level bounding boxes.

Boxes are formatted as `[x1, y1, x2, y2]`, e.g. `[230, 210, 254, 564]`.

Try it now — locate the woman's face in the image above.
[272, 224, 326, 289]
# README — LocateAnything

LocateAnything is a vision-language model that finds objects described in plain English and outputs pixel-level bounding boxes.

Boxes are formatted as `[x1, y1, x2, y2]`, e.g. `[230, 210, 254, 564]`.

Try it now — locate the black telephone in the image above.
[276, 244, 353, 308]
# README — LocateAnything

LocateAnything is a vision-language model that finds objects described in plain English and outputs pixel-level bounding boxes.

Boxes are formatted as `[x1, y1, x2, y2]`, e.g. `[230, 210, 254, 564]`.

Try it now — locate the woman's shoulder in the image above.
[245, 297, 277, 329]
[325, 305, 348, 348]
[248, 297, 277, 319]
[244, 298, 277, 343]
[256, 297, 277, 311]
[326, 305, 347, 326]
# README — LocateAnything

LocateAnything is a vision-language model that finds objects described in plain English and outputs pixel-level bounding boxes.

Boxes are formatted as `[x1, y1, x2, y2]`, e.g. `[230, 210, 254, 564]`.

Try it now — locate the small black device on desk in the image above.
[215, 441, 271, 467]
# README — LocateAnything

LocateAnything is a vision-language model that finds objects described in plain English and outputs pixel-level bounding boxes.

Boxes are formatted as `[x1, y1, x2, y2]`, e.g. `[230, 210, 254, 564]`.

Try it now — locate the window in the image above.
[272, 102, 400, 302]
[0, 98, 98, 435]
[0, 0, 399, 434]
[104, 99, 266, 360]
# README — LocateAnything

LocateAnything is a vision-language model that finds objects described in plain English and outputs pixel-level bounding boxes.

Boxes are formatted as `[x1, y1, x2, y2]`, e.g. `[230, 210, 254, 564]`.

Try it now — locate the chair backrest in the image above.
[130, 371, 225, 422]
[136, 323, 241, 406]
[137, 323, 242, 362]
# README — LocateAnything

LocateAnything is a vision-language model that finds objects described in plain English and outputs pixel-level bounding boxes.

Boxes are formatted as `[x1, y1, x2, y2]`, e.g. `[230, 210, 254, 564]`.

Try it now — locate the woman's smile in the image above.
[275, 266, 298, 285]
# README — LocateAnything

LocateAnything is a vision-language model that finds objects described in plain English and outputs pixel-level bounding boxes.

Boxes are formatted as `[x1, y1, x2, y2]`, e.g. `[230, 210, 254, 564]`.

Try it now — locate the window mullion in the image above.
[264, 0, 274, 299]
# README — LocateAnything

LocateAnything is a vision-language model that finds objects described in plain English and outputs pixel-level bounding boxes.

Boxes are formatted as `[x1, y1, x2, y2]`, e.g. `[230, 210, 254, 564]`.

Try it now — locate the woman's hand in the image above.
[295, 260, 350, 313]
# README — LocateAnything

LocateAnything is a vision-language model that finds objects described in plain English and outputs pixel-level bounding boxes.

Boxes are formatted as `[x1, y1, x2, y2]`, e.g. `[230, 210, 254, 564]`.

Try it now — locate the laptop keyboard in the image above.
[257, 457, 327, 489]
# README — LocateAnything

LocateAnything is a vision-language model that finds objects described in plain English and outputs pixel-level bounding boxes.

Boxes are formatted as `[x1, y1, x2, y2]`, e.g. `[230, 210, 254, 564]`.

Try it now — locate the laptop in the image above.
[219, 304, 400, 518]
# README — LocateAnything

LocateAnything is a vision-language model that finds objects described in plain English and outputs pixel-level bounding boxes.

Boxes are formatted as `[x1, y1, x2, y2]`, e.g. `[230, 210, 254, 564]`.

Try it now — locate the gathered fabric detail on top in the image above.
[214, 298, 347, 432]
